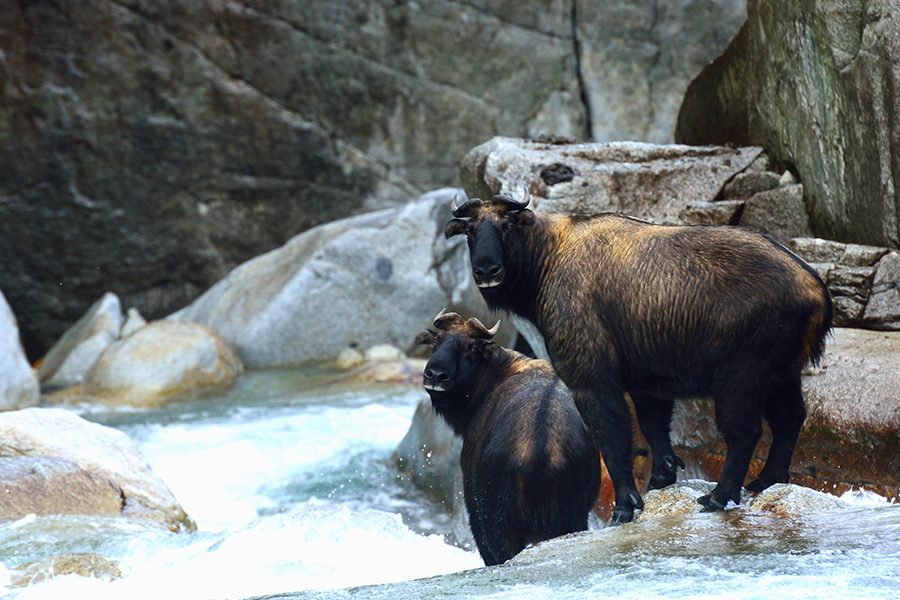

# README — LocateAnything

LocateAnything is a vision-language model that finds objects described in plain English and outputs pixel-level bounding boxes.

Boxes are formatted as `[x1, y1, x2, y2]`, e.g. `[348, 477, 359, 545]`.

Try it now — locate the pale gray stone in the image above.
[0, 291, 39, 411]
[171, 189, 502, 367]
[37, 292, 123, 389]
[460, 137, 763, 224]
[738, 184, 813, 245]
[79, 320, 243, 407]
[678, 200, 745, 226]
[722, 171, 782, 199]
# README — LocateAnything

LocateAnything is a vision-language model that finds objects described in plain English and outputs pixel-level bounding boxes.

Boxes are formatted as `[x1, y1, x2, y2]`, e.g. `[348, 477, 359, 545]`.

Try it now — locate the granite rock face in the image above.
[676, 0, 900, 249]
[0, 0, 746, 360]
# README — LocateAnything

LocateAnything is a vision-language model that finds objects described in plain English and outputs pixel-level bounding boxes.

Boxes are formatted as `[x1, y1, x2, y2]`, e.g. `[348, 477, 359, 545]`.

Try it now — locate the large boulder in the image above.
[171, 189, 503, 367]
[676, 0, 900, 249]
[0, 408, 195, 531]
[460, 137, 765, 224]
[45, 320, 244, 408]
[0, 0, 746, 360]
[0, 290, 39, 411]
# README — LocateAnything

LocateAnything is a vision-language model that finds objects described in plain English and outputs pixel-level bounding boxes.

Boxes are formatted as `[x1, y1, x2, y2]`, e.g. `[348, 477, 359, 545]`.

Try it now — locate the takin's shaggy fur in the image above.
[445, 191, 832, 524]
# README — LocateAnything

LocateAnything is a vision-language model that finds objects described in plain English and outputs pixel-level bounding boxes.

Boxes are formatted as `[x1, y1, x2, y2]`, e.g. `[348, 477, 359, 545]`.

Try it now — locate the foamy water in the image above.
[1, 369, 897, 600]
[0, 372, 483, 599]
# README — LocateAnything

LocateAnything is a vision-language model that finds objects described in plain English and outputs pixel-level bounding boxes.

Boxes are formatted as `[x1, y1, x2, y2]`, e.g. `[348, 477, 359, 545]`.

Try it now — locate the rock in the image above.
[864, 252, 900, 328]
[0, 291, 39, 411]
[789, 239, 900, 329]
[0, 456, 124, 519]
[344, 358, 427, 386]
[335, 348, 366, 370]
[10, 553, 122, 588]
[576, 1, 747, 143]
[120, 307, 148, 338]
[738, 184, 814, 245]
[65, 320, 244, 408]
[678, 200, 745, 226]
[393, 399, 462, 507]
[364, 344, 405, 363]
[0, 408, 194, 531]
[460, 137, 764, 224]
[747, 483, 849, 517]
[676, 0, 900, 249]
[37, 292, 123, 389]
[635, 481, 850, 523]
[721, 170, 783, 199]
[634, 480, 716, 522]
[171, 189, 505, 367]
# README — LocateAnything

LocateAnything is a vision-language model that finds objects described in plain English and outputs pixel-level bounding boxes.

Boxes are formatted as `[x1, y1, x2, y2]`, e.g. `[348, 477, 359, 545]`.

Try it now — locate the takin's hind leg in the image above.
[745, 371, 807, 493]
[632, 395, 685, 490]
[699, 383, 766, 512]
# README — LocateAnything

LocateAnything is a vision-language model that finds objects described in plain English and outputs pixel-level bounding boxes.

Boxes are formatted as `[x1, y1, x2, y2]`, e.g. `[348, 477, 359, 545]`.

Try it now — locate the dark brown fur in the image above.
[446, 197, 833, 524]
[417, 313, 601, 564]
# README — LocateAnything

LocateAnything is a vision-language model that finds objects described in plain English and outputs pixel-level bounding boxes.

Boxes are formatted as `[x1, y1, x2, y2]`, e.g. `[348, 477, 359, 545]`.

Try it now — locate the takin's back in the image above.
[537, 214, 832, 378]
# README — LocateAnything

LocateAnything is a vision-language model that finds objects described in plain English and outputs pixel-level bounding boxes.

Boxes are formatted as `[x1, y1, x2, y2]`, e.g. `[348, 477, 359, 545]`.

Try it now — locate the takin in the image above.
[416, 310, 601, 566]
[445, 190, 833, 525]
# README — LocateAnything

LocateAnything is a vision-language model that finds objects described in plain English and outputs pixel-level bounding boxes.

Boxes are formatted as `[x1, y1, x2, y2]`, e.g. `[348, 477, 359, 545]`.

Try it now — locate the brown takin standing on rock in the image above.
[445, 190, 833, 525]
[416, 311, 601, 566]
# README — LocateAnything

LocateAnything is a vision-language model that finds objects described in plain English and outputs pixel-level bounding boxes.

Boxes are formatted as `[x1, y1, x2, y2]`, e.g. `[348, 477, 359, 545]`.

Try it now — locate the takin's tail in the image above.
[802, 277, 834, 368]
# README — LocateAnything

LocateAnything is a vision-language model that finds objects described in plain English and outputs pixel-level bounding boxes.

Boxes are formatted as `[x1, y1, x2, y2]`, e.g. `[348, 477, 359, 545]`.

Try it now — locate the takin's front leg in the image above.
[631, 394, 685, 490]
[573, 384, 643, 525]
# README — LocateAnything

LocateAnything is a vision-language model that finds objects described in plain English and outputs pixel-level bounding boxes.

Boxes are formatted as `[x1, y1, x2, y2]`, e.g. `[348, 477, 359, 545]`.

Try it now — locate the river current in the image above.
[0, 367, 897, 599]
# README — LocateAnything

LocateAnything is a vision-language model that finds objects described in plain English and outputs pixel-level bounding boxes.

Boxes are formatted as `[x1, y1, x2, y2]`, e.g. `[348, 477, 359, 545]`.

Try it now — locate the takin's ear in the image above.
[415, 330, 436, 346]
[444, 219, 468, 239]
[514, 209, 536, 227]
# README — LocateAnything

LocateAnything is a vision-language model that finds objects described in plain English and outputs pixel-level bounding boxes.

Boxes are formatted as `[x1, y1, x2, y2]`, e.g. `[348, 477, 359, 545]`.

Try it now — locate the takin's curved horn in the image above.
[468, 317, 501, 339]
[450, 197, 484, 218]
[433, 309, 466, 330]
[491, 187, 530, 211]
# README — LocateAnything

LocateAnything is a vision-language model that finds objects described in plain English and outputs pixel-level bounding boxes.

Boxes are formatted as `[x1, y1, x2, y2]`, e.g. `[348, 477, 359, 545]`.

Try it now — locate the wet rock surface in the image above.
[0, 408, 195, 531]
[0, 456, 124, 520]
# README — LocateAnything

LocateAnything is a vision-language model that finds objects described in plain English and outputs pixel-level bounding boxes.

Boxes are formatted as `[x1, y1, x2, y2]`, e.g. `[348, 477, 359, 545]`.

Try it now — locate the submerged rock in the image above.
[9, 553, 122, 588]
[0, 291, 39, 412]
[0, 408, 195, 532]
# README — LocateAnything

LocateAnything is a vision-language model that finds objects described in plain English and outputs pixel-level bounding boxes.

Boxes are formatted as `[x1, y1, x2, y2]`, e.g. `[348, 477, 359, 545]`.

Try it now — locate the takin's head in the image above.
[415, 310, 501, 416]
[444, 190, 536, 290]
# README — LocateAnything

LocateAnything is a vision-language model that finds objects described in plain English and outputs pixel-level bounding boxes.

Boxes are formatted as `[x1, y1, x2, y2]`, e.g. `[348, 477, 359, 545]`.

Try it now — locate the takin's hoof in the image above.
[608, 490, 644, 526]
[697, 494, 728, 513]
[608, 507, 635, 526]
[648, 454, 686, 490]
[744, 478, 766, 493]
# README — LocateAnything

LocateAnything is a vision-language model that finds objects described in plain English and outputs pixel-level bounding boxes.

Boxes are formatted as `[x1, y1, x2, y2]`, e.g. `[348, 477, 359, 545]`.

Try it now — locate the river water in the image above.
[1, 367, 898, 599]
